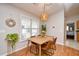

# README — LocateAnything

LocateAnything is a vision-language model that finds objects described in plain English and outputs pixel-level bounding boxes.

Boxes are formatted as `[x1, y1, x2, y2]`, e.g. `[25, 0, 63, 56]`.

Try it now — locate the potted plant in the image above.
[6, 33, 19, 49]
[41, 24, 47, 37]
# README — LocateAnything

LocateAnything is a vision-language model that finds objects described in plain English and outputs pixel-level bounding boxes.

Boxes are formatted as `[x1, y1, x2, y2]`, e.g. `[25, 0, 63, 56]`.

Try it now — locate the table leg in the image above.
[39, 45, 41, 56]
[27, 40, 30, 51]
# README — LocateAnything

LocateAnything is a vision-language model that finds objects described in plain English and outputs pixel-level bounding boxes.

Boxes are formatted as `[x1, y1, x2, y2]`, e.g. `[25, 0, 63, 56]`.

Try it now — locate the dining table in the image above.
[28, 35, 54, 56]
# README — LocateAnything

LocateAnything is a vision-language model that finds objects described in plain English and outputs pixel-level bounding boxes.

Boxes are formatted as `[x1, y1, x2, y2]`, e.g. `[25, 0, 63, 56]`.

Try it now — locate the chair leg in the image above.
[30, 45, 34, 53]
[35, 46, 38, 55]
[54, 45, 56, 50]
[52, 45, 56, 50]
[30, 44, 39, 55]
[27, 40, 30, 53]
[29, 45, 31, 52]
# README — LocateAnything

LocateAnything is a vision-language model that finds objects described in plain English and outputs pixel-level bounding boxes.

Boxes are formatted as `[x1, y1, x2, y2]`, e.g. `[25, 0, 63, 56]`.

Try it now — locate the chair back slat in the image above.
[53, 37, 57, 44]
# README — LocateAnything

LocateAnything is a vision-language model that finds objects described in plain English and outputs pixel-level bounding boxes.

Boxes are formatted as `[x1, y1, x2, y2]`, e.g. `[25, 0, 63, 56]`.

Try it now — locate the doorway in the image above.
[66, 23, 75, 40]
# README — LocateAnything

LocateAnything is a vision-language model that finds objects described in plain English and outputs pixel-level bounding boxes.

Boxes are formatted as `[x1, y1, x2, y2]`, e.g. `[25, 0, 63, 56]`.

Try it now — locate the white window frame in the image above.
[20, 15, 39, 42]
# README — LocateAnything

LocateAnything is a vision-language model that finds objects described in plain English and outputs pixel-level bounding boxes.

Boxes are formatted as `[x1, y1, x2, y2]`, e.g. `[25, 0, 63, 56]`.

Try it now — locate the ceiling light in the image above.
[40, 4, 48, 21]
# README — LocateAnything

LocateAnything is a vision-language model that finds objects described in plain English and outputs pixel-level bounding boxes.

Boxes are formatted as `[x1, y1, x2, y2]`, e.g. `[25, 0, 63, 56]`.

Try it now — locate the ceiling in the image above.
[10, 3, 79, 18]
[11, 3, 64, 18]
[64, 3, 79, 18]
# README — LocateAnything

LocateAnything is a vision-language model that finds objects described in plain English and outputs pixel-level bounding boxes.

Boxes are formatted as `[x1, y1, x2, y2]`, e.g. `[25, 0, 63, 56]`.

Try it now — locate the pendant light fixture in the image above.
[40, 4, 48, 21]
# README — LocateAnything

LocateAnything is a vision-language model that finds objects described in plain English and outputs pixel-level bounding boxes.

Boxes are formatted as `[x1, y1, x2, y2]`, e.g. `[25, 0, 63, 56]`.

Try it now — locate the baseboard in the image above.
[8, 46, 27, 55]
[1, 53, 8, 56]
[56, 41, 64, 45]
[2, 46, 27, 56]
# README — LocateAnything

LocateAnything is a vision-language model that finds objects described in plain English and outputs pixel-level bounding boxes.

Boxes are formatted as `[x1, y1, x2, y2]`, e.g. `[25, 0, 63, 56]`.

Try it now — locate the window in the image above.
[21, 16, 39, 41]
[31, 19, 39, 36]
[66, 26, 69, 31]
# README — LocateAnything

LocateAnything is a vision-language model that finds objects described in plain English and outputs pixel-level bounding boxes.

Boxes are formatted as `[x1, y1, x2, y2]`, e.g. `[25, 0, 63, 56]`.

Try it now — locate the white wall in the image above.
[0, 4, 40, 55]
[46, 10, 64, 44]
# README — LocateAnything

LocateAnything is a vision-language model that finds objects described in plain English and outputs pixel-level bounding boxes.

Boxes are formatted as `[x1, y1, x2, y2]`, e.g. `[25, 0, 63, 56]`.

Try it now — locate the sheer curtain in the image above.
[21, 16, 39, 41]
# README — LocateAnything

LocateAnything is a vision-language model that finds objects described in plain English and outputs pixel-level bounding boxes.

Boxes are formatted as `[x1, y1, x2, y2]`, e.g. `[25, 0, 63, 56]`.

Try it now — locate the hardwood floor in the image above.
[8, 44, 79, 56]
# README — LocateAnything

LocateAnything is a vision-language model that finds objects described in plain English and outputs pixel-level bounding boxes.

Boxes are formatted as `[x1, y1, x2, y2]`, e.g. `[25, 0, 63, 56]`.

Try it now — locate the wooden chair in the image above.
[52, 37, 57, 50]
[30, 36, 39, 55]
[41, 41, 54, 56]
[41, 37, 57, 56]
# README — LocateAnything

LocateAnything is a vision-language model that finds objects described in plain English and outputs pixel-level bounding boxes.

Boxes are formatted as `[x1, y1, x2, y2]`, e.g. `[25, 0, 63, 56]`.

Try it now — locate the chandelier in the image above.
[40, 4, 48, 21]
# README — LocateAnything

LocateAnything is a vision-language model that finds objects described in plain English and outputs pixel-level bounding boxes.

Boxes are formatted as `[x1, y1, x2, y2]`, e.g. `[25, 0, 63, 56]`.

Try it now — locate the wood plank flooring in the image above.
[8, 44, 79, 56]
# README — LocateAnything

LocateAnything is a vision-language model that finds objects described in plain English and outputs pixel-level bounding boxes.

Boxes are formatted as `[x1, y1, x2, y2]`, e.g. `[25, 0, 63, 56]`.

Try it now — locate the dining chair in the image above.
[41, 41, 54, 56]
[52, 37, 57, 50]
[30, 36, 39, 55]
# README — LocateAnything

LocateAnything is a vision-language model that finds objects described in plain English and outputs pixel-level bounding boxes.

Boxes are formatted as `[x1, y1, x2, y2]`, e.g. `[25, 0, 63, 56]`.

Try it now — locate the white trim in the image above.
[1, 46, 27, 56]
[57, 42, 64, 45]
[1, 53, 8, 56]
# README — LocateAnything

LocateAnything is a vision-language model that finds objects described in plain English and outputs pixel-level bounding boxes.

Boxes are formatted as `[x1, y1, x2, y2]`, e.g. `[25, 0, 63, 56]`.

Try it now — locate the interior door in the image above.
[76, 20, 79, 41]
[77, 32, 79, 41]
[76, 20, 79, 29]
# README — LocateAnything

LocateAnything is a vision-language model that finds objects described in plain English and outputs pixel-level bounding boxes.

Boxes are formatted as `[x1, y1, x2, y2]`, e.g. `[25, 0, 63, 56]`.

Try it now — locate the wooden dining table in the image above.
[29, 36, 53, 56]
